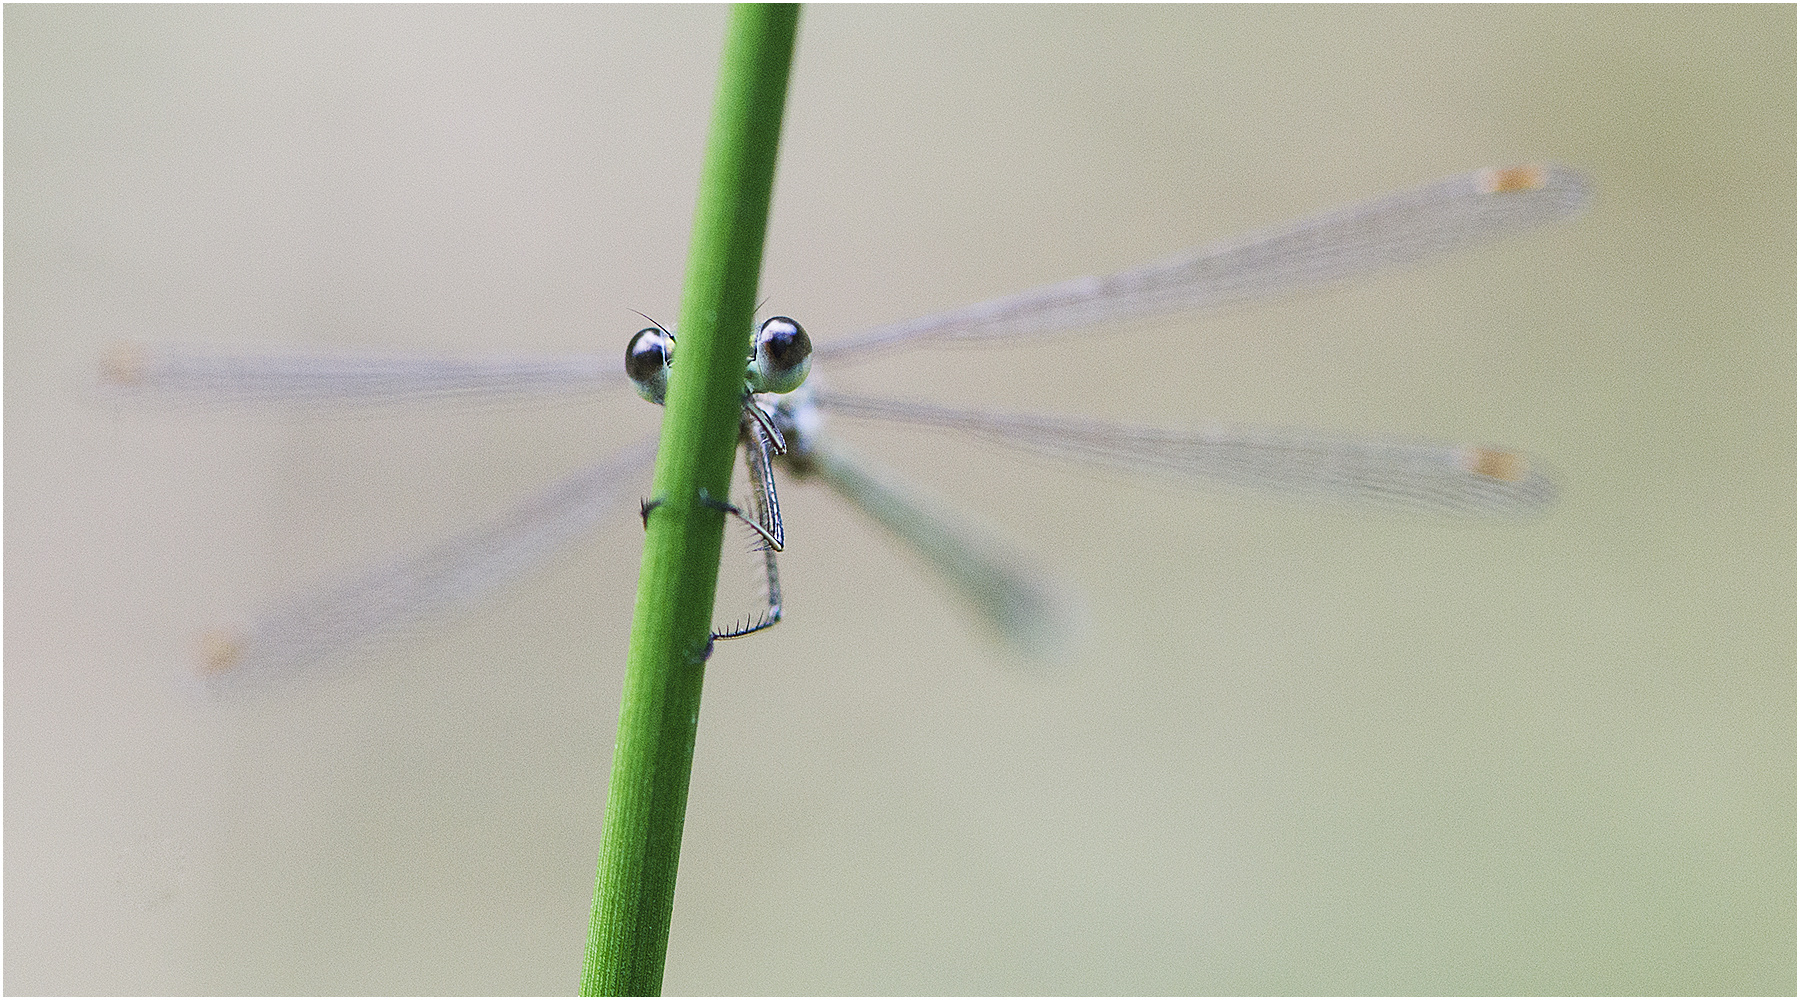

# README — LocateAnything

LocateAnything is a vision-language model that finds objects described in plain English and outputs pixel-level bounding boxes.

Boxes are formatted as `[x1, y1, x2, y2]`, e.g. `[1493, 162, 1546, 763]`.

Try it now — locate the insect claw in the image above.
[639, 496, 663, 529]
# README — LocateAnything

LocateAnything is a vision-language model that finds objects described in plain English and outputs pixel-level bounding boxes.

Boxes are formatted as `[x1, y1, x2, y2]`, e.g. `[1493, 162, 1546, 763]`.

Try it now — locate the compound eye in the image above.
[626, 326, 673, 404]
[747, 316, 812, 395]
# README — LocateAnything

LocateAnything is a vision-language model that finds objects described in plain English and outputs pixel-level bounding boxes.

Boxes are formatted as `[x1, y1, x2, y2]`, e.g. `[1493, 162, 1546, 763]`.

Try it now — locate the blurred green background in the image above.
[6, 6, 1792, 994]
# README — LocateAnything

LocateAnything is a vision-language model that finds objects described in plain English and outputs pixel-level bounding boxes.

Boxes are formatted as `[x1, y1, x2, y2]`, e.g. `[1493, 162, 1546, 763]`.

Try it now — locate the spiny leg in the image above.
[705, 410, 787, 639]
[696, 487, 783, 639]
[637, 407, 788, 642]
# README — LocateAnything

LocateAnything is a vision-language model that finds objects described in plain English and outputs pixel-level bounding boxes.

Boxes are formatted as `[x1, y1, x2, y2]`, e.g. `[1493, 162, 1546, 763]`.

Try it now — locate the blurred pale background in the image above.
[6, 6, 1792, 994]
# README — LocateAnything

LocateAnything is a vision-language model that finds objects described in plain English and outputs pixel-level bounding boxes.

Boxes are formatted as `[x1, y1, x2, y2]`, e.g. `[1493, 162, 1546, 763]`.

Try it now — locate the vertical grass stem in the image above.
[582, 6, 799, 994]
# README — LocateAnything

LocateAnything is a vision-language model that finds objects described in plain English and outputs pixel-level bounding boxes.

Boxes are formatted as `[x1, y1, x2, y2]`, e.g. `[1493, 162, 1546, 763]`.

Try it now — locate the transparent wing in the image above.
[100, 340, 625, 405]
[815, 165, 1590, 364]
[203, 437, 658, 689]
[812, 389, 1556, 516]
[790, 432, 1077, 660]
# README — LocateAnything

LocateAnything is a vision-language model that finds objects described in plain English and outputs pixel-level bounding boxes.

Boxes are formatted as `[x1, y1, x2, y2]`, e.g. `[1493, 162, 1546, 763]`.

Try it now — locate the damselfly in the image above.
[102, 164, 1589, 682]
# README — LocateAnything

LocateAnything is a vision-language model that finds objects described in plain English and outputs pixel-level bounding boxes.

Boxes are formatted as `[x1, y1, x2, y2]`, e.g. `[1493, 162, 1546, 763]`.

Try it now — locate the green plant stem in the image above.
[581, 5, 799, 995]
